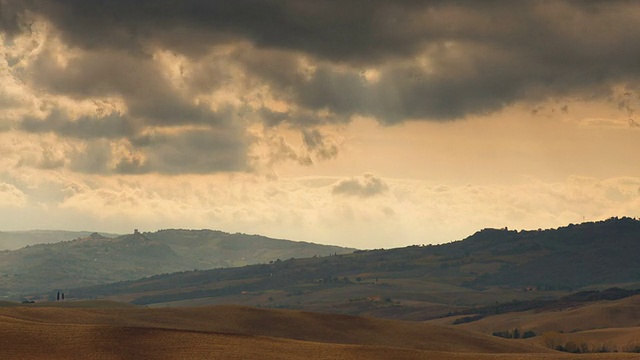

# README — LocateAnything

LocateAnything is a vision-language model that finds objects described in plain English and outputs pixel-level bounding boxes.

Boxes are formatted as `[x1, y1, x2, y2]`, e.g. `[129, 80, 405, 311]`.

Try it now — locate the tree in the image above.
[541, 332, 563, 350]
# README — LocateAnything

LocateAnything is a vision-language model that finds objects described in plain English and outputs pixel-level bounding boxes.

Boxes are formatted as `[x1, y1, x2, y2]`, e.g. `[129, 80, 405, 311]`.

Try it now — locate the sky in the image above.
[1, 0, 640, 249]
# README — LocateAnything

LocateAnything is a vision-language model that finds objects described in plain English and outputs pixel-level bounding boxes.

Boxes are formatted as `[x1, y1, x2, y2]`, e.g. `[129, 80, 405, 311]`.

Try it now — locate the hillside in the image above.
[2, 303, 638, 359]
[63, 217, 640, 318]
[0, 229, 353, 300]
[0, 304, 546, 353]
[0, 303, 572, 360]
[429, 294, 640, 353]
[0, 230, 119, 251]
[433, 293, 640, 335]
[455, 218, 640, 289]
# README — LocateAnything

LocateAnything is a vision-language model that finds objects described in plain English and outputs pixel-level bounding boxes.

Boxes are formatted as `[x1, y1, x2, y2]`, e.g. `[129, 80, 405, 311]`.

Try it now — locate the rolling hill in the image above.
[0, 229, 354, 300]
[0, 302, 580, 360]
[2, 302, 639, 359]
[0, 230, 119, 251]
[63, 217, 640, 319]
[429, 293, 640, 353]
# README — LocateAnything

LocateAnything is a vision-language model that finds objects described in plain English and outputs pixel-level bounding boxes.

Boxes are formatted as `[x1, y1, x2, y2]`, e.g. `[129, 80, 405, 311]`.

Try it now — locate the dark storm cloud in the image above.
[21, 110, 137, 139]
[332, 174, 389, 198]
[66, 128, 249, 175]
[15, 40, 247, 174]
[5, 0, 640, 173]
[0, 0, 24, 36]
[8, 0, 640, 123]
[8, 0, 432, 62]
[141, 129, 249, 174]
[243, 36, 637, 123]
[217, 0, 640, 122]
[8, 1, 638, 65]
[26, 48, 228, 126]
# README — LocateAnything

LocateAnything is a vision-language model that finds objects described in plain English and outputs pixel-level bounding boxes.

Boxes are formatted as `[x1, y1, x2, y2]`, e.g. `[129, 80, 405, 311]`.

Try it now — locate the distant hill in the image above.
[452, 217, 640, 289]
[0, 230, 119, 251]
[0, 229, 354, 300]
[64, 217, 640, 318]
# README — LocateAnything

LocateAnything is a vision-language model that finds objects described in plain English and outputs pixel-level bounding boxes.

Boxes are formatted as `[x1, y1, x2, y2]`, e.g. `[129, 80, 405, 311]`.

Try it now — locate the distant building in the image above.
[134, 229, 139, 234]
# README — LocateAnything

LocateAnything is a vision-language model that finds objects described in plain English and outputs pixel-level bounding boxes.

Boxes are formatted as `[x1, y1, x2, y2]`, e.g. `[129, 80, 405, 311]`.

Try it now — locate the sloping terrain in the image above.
[0, 230, 119, 251]
[430, 294, 640, 353]
[6, 302, 640, 360]
[0, 229, 353, 300]
[458, 218, 640, 289]
[65, 218, 640, 319]
[0, 303, 588, 360]
[0, 304, 546, 354]
[5, 218, 640, 358]
[433, 293, 640, 334]
[438, 288, 640, 324]
[1, 303, 637, 360]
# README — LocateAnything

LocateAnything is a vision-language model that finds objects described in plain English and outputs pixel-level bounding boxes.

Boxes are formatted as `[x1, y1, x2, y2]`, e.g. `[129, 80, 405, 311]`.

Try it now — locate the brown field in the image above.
[429, 294, 640, 353]
[1, 302, 639, 359]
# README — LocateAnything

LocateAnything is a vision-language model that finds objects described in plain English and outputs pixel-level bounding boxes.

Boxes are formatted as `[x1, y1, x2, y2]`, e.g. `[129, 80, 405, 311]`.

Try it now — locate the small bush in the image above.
[492, 330, 512, 339]
[453, 315, 484, 325]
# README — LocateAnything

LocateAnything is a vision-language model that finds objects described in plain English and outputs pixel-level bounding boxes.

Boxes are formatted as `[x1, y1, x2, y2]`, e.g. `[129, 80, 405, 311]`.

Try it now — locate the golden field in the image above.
[429, 294, 640, 354]
[1, 302, 638, 359]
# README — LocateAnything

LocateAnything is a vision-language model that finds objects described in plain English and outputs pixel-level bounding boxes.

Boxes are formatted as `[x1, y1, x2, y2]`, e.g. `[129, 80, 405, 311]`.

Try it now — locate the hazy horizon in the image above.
[1, 216, 635, 250]
[2, 1, 640, 249]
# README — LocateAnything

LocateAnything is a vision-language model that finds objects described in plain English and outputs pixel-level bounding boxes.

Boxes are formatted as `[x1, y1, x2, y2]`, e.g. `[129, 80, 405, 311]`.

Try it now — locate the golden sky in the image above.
[1, 1, 639, 248]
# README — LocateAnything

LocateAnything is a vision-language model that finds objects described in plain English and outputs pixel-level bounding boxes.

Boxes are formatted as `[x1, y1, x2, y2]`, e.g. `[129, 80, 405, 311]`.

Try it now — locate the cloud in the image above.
[302, 129, 338, 160]
[216, 1, 640, 124]
[265, 134, 312, 167]
[4, 0, 640, 176]
[140, 128, 249, 174]
[21, 110, 137, 139]
[68, 140, 112, 174]
[10, 0, 430, 62]
[0, 158, 639, 248]
[65, 128, 249, 175]
[0, 0, 24, 36]
[332, 174, 389, 198]
[8, 2, 640, 119]
[0, 182, 27, 207]
[25, 46, 228, 127]
[6, 33, 250, 174]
